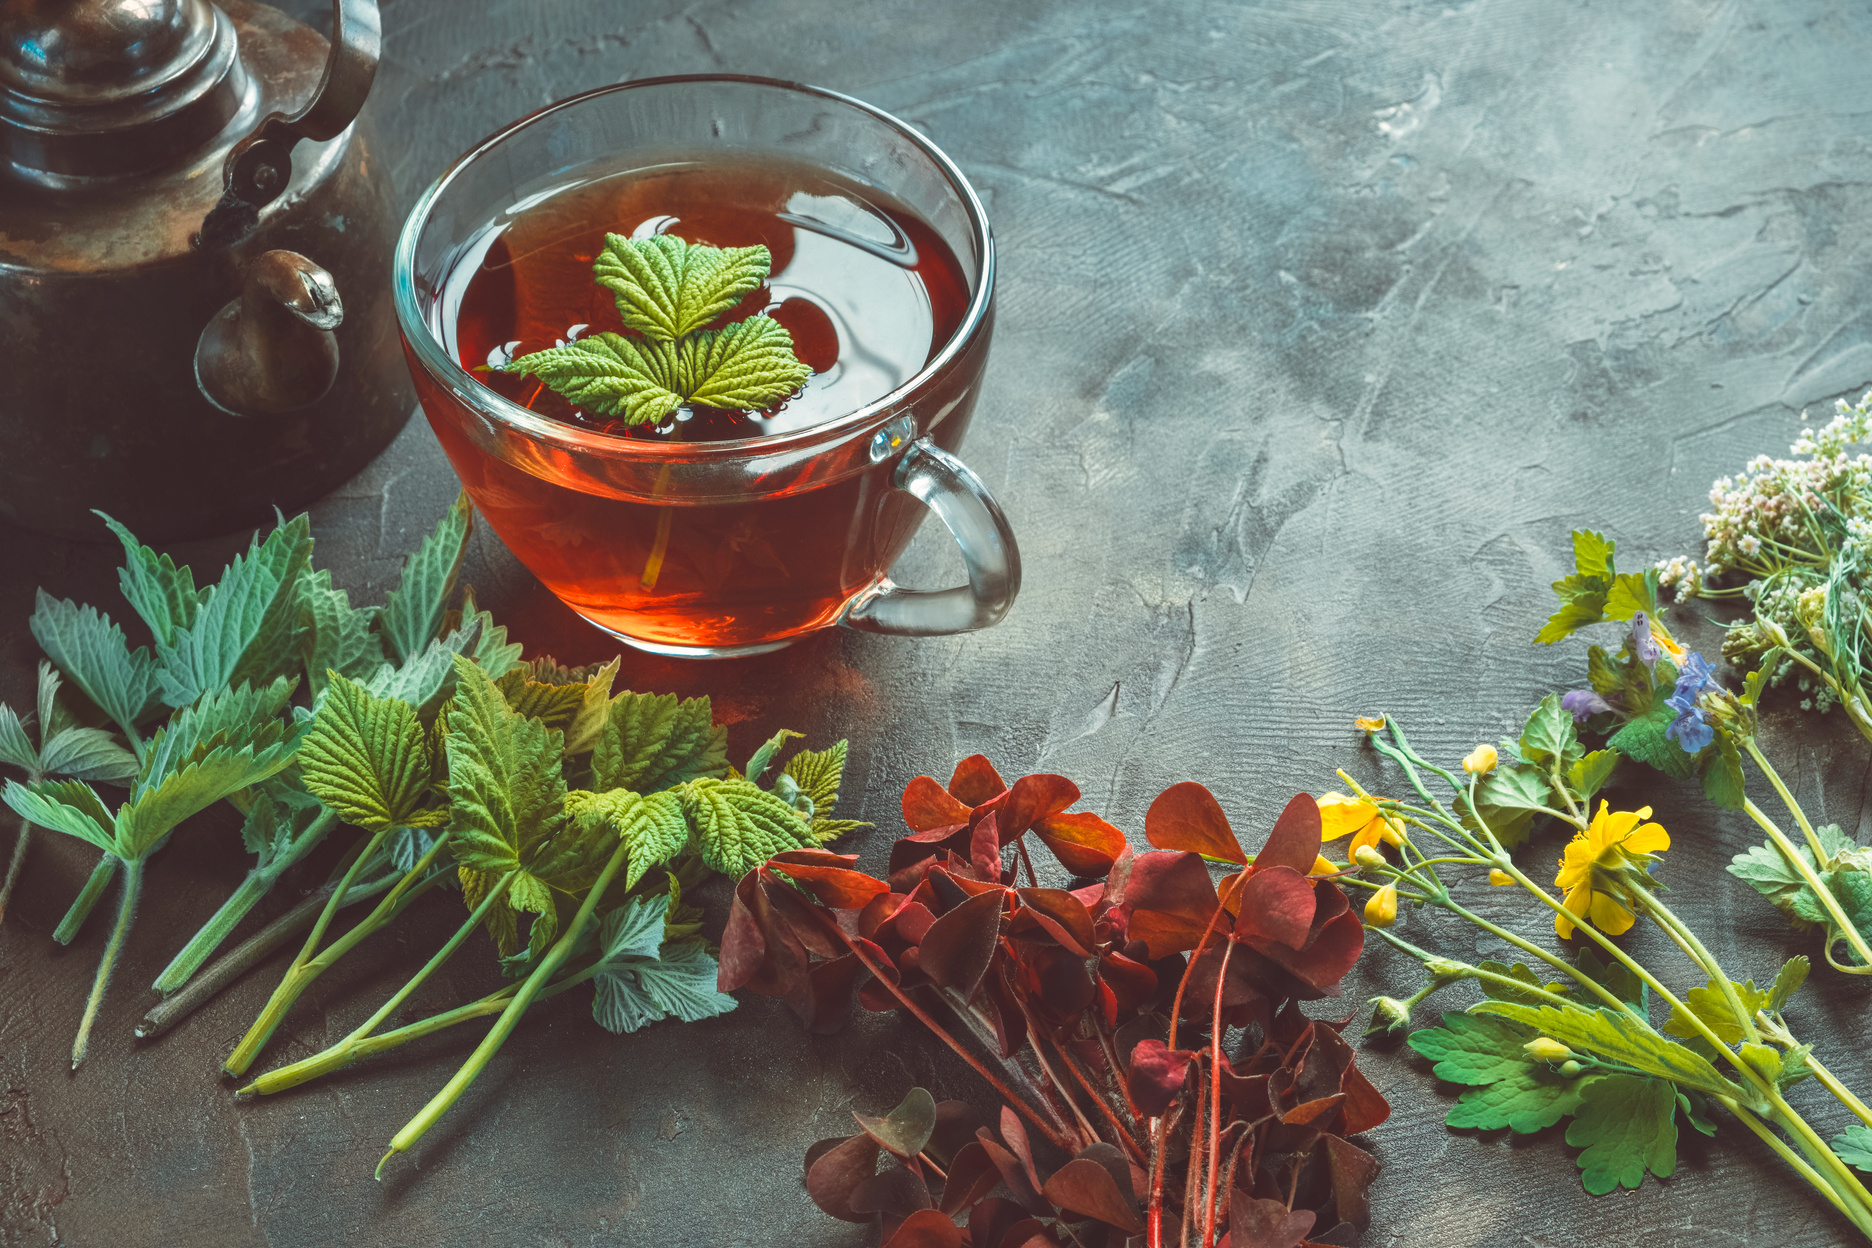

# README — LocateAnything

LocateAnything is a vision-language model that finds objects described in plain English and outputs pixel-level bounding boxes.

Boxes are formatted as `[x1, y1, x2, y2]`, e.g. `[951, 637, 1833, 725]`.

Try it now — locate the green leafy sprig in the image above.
[504, 234, 813, 426]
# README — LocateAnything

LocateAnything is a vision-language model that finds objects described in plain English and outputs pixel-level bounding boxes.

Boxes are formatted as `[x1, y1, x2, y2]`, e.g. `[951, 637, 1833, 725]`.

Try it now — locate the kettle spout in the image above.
[195, 250, 344, 416]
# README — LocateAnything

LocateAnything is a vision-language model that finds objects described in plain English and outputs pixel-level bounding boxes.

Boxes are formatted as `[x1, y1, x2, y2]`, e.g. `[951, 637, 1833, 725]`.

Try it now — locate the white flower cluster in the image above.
[1654, 554, 1703, 603]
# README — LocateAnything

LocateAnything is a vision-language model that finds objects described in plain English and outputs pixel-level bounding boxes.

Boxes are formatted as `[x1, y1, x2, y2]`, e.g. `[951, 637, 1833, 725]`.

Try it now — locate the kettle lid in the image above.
[0, 0, 247, 180]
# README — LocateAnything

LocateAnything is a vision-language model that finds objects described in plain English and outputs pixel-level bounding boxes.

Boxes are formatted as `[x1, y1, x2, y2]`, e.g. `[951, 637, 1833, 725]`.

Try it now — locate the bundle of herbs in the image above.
[723, 757, 1386, 1248]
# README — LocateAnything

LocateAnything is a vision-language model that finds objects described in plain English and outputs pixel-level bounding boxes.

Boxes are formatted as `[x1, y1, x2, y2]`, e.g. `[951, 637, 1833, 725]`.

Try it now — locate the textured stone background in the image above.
[6, 0, 1872, 1244]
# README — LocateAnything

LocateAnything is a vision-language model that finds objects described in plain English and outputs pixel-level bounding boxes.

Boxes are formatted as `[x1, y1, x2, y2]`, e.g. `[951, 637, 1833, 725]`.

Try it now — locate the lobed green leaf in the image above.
[591, 691, 728, 795]
[377, 491, 473, 667]
[1564, 1073, 1678, 1194]
[97, 512, 207, 648]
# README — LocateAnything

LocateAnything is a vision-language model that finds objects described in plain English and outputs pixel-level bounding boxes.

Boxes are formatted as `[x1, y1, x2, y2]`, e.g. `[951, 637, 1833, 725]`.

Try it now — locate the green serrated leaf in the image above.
[593, 233, 770, 342]
[378, 491, 473, 668]
[782, 740, 849, 819]
[458, 587, 523, 679]
[566, 788, 689, 889]
[1566, 750, 1619, 803]
[1536, 588, 1610, 646]
[1573, 530, 1616, 579]
[0, 702, 37, 772]
[137, 677, 296, 790]
[1586, 644, 1624, 697]
[495, 656, 619, 754]
[633, 941, 736, 1022]
[2, 778, 116, 853]
[1565, 1073, 1677, 1194]
[1603, 572, 1658, 622]
[36, 727, 138, 782]
[1520, 694, 1580, 768]
[1406, 1013, 1586, 1132]
[115, 728, 303, 859]
[299, 568, 385, 696]
[1606, 662, 1702, 780]
[680, 776, 816, 877]
[1477, 764, 1553, 814]
[96, 513, 206, 648]
[442, 656, 569, 887]
[1573, 946, 1647, 1012]
[743, 729, 804, 787]
[1662, 976, 1765, 1045]
[32, 591, 161, 733]
[677, 316, 813, 412]
[1469, 1001, 1742, 1101]
[1407, 1011, 1539, 1086]
[1477, 960, 1568, 1005]
[507, 332, 686, 426]
[297, 673, 439, 832]
[1835, 1124, 1872, 1173]
[601, 894, 670, 962]
[591, 691, 729, 794]
[1767, 956, 1810, 1012]
[1702, 730, 1747, 810]
[155, 515, 315, 708]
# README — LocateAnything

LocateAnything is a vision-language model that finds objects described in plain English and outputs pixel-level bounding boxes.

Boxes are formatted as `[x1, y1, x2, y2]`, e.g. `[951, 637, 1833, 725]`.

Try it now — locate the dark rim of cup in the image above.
[393, 73, 995, 461]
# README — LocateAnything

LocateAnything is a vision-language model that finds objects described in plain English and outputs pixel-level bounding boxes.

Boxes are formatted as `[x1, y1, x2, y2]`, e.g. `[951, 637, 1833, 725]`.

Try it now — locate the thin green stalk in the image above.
[1766, 1088, 1872, 1228]
[225, 831, 451, 1076]
[1725, 1098, 1869, 1234]
[1746, 741, 1835, 867]
[1806, 1055, 1872, 1129]
[55, 854, 120, 945]
[378, 839, 632, 1176]
[153, 810, 343, 991]
[1740, 797, 1872, 973]
[1633, 888, 1761, 1045]
[138, 868, 402, 1041]
[72, 858, 142, 1070]
[0, 811, 33, 923]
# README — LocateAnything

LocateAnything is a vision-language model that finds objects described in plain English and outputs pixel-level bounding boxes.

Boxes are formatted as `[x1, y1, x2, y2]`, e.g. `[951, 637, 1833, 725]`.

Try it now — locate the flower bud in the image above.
[1523, 1037, 1573, 1063]
[1424, 957, 1470, 980]
[1462, 744, 1499, 776]
[1488, 868, 1514, 886]
[1353, 844, 1388, 870]
[1365, 995, 1412, 1038]
[1364, 884, 1398, 928]
[1559, 1060, 1584, 1078]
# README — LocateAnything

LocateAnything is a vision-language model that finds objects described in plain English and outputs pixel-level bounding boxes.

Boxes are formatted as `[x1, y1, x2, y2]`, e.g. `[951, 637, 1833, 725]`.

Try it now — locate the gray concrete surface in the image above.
[6, 1, 1872, 1245]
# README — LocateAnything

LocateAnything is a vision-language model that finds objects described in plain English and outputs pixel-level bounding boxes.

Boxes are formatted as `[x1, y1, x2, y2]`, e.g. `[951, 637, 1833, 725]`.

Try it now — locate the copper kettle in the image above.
[0, 0, 408, 541]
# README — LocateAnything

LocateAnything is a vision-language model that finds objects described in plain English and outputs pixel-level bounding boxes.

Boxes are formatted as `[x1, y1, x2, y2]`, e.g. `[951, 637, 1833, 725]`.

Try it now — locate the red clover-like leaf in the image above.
[918, 888, 1003, 997]
[1145, 780, 1246, 863]
[1232, 865, 1317, 950]
[854, 1086, 939, 1159]
[806, 1132, 882, 1222]
[1256, 793, 1324, 873]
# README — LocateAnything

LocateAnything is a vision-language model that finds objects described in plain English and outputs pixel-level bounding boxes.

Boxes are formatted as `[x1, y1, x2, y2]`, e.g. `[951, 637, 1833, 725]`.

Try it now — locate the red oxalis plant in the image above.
[719, 757, 1388, 1248]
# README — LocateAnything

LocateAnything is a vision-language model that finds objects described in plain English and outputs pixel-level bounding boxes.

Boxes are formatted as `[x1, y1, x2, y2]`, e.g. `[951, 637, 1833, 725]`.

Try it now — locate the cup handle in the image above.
[841, 437, 1022, 636]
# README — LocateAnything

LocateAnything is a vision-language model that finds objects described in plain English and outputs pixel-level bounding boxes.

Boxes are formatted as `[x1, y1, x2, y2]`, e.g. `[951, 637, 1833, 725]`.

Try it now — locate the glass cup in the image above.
[393, 75, 1019, 657]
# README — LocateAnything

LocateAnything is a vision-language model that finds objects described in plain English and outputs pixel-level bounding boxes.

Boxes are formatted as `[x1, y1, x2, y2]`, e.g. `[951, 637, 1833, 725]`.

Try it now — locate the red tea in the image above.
[410, 154, 981, 651]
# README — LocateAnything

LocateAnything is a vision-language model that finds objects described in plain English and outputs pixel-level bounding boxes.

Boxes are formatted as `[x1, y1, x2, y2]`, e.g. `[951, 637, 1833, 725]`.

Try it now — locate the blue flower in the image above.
[1664, 652, 1721, 754]
[1561, 690, 1614, 721]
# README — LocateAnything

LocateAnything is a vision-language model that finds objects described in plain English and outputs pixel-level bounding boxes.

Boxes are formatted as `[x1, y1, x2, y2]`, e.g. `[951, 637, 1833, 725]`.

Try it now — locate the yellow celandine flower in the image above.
[1354, 715, 1387, 733]
[1309, 855, 1340, 877]
[1318, 792, 1405, 857]
[1553, 802, 1670, 938]
[1364, 884, 1398, 928]
[1488, 868, 1514, 886]
[1462, 744, 1498, 776]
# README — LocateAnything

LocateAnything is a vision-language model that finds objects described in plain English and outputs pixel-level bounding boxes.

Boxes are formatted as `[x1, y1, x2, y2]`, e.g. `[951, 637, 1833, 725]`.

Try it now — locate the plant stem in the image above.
[54, 854, 120, 945]
[1740, 797, 1872, 973]
[1633, 889, 1761, 1044]
[153, 811, 343, 991]
[1746, 741, 1834, 867]
[137, 869, 402, 1041]
[1201, 938, 1235, 1248]
[1807, 1054, 1872, 1129]
[378, 840, 632, 1176]
[72, 858, 142, 1070]
[1724, 1098, 1867, 1232]
[0, 812, 33, 923]
[224, 832, 450, 1076]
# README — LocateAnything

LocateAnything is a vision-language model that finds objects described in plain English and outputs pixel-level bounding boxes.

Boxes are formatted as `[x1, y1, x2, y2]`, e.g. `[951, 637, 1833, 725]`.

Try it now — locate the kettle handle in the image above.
[196, 0, 382, 248]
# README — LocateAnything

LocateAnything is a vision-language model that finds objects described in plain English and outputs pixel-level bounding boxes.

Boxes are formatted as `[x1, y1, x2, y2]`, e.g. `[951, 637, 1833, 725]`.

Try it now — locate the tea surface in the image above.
[445, 155, 971, 440]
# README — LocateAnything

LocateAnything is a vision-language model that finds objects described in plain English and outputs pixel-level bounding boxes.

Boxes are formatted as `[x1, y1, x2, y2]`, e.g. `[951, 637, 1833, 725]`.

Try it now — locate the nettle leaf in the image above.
[566, 788, 689, 889]
[97, 513, 206, 648]
[366, 609, 498, 718]
[137, 676, 296, 789]
[1564, 1073, 1678, 1194]
[0, 702, 37, 772]
[377, 491, 473, 667]
[1768, 956, 1810, 1012]
[1662, 977, 1766, 1046]
[442, 656, 569, 883]
[1566, 750, 1619, 803]
[677, 317, 813, 412]
[593, 233, 770, 342]
[37, 727, 138, 782]
[238, 781, 323, 868]
[115, 729, 304, 858]
[1477, 764, 1553, 814]
[458, 587, 523, 679]
[589, 894, 738, 1034]
[591, 691, 728, 794]
[1470, 1001, 1741, 1101]
[1606, 663, 1702, 781]
[507, 333, 686, 426]
[1835, 1125, 1872, 1173]
[744, 728, 804, 788]
[297, 673, 440, 831]
[782, 739, 867, 842]
[1702, 731, 1747, 811]
[1519, 694, 1581, 768]
[681, 776, 816, 877]
[32, 591, 162, 731]
[495, 656, 619, 754]
[1407, 1012, 1586, 1132]
[298, 568, 384, 696]
[3, 778, 115, 853]
[155, 515, 315, 707]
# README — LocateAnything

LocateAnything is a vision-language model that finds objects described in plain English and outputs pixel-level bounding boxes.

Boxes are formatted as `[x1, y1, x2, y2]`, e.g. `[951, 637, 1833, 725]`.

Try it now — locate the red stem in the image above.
[812, 907, 1079, 1154]
[1025, 1005, 1147, 1162]
[1016, 838, 1039, 888]
[1166, 866, 1251, 1051]
[1147, 1108, 1170, 1248]
[1201, 938, 1237, 1248]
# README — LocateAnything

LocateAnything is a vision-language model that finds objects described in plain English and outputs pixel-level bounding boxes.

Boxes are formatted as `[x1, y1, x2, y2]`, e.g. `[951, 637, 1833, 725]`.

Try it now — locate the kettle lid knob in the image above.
[0, 0, 246, 180]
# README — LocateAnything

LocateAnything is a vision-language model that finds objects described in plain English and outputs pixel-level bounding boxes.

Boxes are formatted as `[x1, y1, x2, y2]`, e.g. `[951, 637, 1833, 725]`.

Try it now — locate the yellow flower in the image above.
[1488, 868, 1514, 886]
[1462, 744, 1498, 776]
[1650, 626, 1685, 662]
[1553, 802, 1670, 939]
[1364, 884, 1398, 928]
[1318, 792, 1405, 856]
[1355, 715, 1387, 733]
[1309, 855, 1340, 877]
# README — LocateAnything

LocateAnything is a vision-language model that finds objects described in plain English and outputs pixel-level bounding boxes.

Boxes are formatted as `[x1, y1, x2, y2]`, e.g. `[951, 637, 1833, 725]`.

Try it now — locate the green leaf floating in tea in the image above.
[504, 234, 812, 425]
